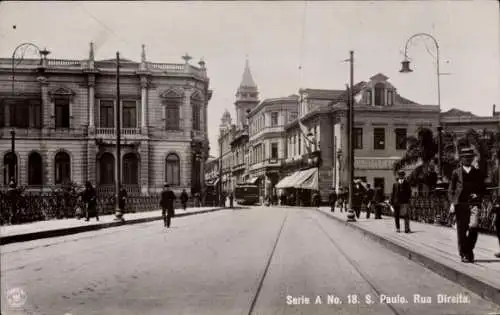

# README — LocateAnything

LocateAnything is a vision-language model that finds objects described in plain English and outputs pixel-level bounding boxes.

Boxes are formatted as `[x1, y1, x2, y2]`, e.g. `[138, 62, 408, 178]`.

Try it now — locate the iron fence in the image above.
[0, 191, 206, 225]
[376, 192, 499, 234]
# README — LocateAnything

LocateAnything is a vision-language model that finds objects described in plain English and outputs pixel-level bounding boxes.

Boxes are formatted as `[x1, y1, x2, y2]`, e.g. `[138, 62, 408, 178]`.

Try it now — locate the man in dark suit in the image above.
[329, 188, 337, 212]
[391, 170, 412, 233]
[448, 147, 485, 263]
[160, 183, 177, 228]
[365, 183, 375, 219]
[373, 184, 385, 219]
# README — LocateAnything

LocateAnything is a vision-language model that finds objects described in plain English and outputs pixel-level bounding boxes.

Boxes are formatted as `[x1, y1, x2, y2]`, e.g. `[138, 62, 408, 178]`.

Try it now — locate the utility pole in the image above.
[114, 52, 124, 221]
[347, 50, 356, 221]
[219, 136, 223, 207]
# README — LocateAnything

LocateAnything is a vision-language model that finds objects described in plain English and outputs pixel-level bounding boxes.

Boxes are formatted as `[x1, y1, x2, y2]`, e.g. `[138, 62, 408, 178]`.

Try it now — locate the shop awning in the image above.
[292, 168, 318, 189]
[275, 171, 302, 189]
[206, 178, 219, 186]
[297, 168, 319, 190]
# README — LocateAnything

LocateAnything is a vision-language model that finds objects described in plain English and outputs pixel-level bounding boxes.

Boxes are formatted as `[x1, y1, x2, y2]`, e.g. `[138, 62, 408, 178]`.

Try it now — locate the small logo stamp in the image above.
[6, 287, 27, 308]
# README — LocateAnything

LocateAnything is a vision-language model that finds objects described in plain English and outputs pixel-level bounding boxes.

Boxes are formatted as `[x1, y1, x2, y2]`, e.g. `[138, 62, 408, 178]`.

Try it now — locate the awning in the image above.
[247, 177, 259, 184]
[275, 172, 302, 189]
[292, 168, 318, 189]
[206, 178, 219, 186]
[297, 168, 319, 190]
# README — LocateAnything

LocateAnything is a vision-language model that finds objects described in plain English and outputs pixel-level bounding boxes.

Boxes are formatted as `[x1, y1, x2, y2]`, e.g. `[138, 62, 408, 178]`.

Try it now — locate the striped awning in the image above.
[246, 177, 259, 184]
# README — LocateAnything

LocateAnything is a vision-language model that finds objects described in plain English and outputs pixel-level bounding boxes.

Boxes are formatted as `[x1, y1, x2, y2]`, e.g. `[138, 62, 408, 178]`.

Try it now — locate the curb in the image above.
[316, 208, 500, 306]
[1, 207, 236, 245]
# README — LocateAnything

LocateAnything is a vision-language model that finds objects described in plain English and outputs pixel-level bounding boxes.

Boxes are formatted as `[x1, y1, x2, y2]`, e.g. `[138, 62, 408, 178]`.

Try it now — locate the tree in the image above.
[393, 127, 439, 191]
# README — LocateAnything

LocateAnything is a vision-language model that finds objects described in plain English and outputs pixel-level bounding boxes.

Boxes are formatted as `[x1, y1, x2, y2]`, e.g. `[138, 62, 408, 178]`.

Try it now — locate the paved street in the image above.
[2, 206, 499, 315]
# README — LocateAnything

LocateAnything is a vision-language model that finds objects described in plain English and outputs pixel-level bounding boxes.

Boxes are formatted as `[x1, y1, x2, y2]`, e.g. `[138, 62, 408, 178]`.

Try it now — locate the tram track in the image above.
[311, 214, 403, 315]
[247, 212, 288, 315]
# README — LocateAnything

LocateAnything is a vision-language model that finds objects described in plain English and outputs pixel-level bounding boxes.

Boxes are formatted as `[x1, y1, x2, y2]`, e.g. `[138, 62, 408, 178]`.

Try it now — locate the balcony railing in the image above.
[96, 127, 141, 136]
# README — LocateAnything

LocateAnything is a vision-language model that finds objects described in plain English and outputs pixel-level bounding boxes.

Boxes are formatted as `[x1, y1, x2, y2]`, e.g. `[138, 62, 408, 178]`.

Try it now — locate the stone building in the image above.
[208, 64, 499, 204]
[0, 43, 212, 196]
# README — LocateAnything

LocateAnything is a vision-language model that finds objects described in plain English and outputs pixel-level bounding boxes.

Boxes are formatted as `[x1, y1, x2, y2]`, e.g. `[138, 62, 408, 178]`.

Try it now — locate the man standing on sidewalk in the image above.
[160, 184, 177, 228]
[83, 181, 99, 222]
[329, 188, 337, 212]
[448, 148, 484, 263]
[391, 170, 412, 233]
[365, 183, 375, 219]
[180, 189, 189, 211]
[373, 184, 385, 219]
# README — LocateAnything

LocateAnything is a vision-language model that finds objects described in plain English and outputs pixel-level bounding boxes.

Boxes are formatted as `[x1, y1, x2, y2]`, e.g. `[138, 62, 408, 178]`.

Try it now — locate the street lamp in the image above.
[400, 33, 445, 181]
[10, 43, 50, 187]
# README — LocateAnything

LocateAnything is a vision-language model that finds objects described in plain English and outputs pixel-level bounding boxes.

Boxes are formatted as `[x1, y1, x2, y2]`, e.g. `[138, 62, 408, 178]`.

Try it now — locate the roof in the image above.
[300, 88, 346, 100]
[239, 59, 257, 88]
[441, 108, 478, 117]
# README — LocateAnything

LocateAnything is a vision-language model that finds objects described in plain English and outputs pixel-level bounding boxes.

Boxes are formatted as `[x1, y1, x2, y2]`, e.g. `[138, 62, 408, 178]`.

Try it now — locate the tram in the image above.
[234, 184, 259, 205]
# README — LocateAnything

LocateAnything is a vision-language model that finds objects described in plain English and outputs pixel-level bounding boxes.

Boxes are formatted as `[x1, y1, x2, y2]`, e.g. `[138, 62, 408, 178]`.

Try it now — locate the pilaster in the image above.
[140, 140, 150, 195]
[37, 76, 50, 129]
[87, 140, 97, 185]
[88, 75, 96, 133]
[140, 76, 148, 133]
[183, 88, 193, 137]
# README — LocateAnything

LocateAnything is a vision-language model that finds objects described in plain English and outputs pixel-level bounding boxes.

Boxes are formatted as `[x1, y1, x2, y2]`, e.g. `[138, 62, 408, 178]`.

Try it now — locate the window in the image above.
[387, 90, 394, 106]
[123, 153, 139, 185]
[3, 152, 17, 185]
[55, 97, 70, 128]
[395, 128, 407, 150]
[9, 99, 29, 128]
[165, 99, 181, 130]
[353, 128, 363, 149]
[271, 112, 278, 127]
[122, 101, 137, 128]
[289, 111, 298, 122]
[99, 153, 115, 185]
[28, 152, 43, 186]
[271, 143, 278, 159]
[54, 151, 71, 184]
[29, 100, 41, 128]
[374, 128, 385, 150]
[99, 100, 114, 128]
[374, 83, 385, 106]
[366, 91, 372, 105]
[298, 135, 302, 155]
[165, 153, 180, 185]
[192, 97, 201, 131]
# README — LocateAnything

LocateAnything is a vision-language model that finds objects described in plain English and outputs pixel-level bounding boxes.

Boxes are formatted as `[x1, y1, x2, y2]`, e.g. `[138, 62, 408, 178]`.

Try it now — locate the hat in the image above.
[459, 147, 475, 157]
[164, 183, 170, 188]
[398, 170, 406, 176]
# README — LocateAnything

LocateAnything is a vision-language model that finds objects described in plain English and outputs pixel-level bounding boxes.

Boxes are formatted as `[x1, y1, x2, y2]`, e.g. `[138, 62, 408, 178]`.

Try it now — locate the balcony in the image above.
[96, 127, 141, 136]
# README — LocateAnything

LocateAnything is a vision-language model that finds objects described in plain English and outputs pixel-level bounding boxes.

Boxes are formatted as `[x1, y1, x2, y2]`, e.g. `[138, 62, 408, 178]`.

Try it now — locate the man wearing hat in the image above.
[391, 170, 412, 233]
[160, 183, 177, 228]
[448, 147, 485, 263]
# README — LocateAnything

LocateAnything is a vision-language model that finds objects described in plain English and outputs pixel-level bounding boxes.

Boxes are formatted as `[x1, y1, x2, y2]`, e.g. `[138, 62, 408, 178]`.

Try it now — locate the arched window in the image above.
[191, 93, 202, 131]
[28, 152, 43, 185]
[123, 153, 139, 185]
[3, 152, 17, 185]
[54, 152, 71, 184]
[99, 153, 115, 185]
[374, 83, 385, 106]
[165, 153, 180, 186]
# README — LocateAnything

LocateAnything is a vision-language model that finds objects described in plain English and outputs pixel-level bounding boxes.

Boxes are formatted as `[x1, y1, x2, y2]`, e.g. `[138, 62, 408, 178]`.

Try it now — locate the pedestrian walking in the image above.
[373, 184, 385, 219]
[448, 148, 485, 263]
[312, 190, 321, 208]
[365, 183, 375, 219]
[352, 180, 364, 219]
[329, 188, 337, 212]
[391, 170, 411, 233]
[229, 191, 234, 208]
[83, 181, 99, 222]
[160, 183, 177, 228]
[118, 185, 128, 214]
[7, 179, 18, 224]
[180, 189, 189, 211]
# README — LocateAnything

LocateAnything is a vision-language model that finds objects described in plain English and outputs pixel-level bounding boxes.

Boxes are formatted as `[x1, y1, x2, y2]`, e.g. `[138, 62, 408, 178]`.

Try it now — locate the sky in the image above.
[0, 1, 498, 157]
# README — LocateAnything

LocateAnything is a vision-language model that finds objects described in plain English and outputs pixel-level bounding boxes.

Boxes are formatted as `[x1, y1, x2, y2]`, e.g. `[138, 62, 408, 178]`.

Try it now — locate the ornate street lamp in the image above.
[10, 43, 50, 187]
[400, 33, 447, 182]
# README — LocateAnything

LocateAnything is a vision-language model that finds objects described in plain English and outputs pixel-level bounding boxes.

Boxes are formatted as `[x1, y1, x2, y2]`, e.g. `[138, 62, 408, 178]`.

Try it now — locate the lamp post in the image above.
[346, 51, 356, 222]
[114, 52, 124, 222]
[10, 43, 50, 187]
[336, 148, 343, 192]
[400, 33, 445, 181]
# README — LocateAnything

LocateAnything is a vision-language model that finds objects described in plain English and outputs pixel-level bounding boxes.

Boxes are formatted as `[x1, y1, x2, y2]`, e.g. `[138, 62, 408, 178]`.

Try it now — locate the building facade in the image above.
[208, 64, 500, 204]
[0, 43, 212, 196]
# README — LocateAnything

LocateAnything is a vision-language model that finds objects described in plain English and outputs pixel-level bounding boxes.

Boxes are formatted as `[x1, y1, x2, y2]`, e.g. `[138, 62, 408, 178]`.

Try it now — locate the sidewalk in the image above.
[317, 206, 500, 305]
[0, 206, 231, 245]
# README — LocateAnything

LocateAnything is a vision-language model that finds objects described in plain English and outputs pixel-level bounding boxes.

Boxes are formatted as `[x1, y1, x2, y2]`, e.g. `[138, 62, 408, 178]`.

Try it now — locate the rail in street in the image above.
[1, 206, 499, 315]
